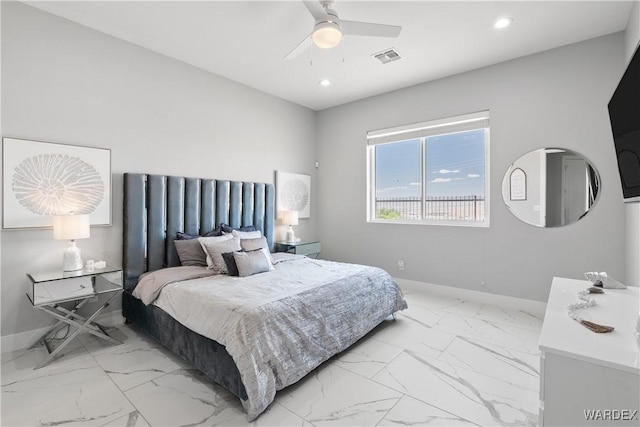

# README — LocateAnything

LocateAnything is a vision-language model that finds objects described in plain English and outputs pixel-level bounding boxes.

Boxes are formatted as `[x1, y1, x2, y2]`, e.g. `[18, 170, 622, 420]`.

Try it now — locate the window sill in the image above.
[367, 219, 490, 228]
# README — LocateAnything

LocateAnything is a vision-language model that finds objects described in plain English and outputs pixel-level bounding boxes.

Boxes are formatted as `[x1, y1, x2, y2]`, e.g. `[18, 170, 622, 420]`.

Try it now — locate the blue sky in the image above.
[375, 129, 485, 198]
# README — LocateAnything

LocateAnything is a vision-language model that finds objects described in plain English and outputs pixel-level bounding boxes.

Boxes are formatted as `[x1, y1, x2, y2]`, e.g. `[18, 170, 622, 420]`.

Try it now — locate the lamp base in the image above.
[286, 226, 296, 244]
[63, 241, 83, 271]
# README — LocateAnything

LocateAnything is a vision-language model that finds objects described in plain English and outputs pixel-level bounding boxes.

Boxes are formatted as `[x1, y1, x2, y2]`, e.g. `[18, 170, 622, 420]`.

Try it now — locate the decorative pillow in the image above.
[196, 234, 234, 269]
[221, 223, 258, 234]
[176, 232, 197, 240]
[232, 229, 262, 240]
[176, 226, 224, 240]
[233, 250, 271, 277]
[199, 236, 241, 273]
[221, 252, 241, 276]
[174, 239, 208, 267]
[240, 236, 274, 270]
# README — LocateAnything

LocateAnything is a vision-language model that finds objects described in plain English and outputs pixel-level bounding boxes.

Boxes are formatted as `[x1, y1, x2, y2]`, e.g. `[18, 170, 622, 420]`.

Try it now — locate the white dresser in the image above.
[539, 277, 640, 426]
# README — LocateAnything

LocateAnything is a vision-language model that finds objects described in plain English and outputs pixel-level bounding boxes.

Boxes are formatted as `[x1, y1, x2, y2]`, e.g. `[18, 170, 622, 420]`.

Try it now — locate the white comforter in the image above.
[134, 254, 407, 420]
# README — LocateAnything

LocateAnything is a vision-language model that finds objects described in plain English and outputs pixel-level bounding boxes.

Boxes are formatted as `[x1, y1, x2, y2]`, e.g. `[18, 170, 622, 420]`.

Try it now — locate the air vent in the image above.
[372, 48, 402, 64]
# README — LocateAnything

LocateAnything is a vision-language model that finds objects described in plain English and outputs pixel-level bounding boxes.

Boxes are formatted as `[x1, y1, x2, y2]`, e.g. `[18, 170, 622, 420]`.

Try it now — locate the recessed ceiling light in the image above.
[494, 17, 513, 29]
[319, 79, 331, 87]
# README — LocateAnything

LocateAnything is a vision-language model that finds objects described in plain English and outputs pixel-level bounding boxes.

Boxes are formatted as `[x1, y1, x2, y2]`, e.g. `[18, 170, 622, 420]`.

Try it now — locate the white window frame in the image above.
[366, 111, 490, 227]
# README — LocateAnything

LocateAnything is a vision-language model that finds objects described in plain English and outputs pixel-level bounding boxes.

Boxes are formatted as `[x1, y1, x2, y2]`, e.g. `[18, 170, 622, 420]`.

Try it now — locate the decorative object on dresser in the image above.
[276, 170, 311, 218]
[2, 137, 112, 229]
[53, 214, 90, 271]
[274, 240, 321, 258]
[564, 286, 615, 333]
[282, 210, 298, 243]
[27, 265, 123, 369]
[584, 271, 627, 289]
[539, 277, 639, 426]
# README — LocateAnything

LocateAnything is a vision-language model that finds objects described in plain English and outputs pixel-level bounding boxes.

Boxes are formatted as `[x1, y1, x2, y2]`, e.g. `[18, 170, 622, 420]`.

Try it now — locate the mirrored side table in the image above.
[274, 241, 321, 258]
[26, 265, 123, 369]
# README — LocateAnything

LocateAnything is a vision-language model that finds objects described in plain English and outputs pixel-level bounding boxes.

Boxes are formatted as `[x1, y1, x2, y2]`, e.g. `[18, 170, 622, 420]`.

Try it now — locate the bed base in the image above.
[123, 291, 247, 400]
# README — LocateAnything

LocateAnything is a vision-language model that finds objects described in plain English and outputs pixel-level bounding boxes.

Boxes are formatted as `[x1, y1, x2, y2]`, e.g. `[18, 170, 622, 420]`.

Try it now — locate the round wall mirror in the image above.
[502, 148, 600, 227]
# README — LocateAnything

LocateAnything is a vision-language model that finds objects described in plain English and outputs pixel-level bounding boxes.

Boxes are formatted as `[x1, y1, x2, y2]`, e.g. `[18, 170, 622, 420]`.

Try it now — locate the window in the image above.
[367, 111, 490, 226]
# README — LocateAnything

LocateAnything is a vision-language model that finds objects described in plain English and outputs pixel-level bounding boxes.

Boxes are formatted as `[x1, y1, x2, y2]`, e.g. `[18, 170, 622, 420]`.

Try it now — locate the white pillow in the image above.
[198, 234, 237, 272]
[231, 229, 262, 240]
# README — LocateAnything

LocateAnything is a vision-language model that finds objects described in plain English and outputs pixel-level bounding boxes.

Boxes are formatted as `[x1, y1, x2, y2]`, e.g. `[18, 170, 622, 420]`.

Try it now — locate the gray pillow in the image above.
[221, 251, 241, 276]
[233, 250, 271, 277]
[232, 229, 262, 240]
[240, 236, 274, 270]
[176, 226, 224, 240]
[174, 239, 207, 267]
[199, 236, 241, 273]
[221, 223, 257, 233]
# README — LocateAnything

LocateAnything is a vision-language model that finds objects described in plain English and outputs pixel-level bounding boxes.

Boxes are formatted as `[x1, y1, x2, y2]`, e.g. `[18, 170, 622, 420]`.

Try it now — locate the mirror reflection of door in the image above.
[503, 148, 600, 228]
[561, 156, 588, 226]
[545, 152, 588, 227]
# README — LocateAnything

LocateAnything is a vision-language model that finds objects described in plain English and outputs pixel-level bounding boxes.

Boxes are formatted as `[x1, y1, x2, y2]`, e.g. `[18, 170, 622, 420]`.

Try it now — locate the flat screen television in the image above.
[608, 42, 640, 203]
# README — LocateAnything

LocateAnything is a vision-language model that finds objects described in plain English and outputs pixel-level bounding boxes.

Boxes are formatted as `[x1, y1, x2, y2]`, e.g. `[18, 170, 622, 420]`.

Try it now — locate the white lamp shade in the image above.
[53, 214, 90, 240]
[282, 210, 299, 226]
[312, 21, 342, 49]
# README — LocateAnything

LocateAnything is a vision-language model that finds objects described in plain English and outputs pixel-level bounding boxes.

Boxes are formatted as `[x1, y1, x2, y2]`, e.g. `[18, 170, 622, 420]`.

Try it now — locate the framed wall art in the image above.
[276, 170, 311, 218]
[2, 137, 111, 229]
[510, 167, 527, 201]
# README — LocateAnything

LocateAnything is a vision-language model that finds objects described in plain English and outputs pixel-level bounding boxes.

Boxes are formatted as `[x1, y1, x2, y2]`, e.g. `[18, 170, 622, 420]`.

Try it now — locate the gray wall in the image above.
[316, 33, 627, 302]
[624, 1, 640, 287]
[1, 2, 317, 337]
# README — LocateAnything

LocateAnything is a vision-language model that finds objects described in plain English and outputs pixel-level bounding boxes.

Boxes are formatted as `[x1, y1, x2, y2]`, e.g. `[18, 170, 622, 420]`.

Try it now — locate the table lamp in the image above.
[53, 214, 90, 271]
[282, 210, 299, 243]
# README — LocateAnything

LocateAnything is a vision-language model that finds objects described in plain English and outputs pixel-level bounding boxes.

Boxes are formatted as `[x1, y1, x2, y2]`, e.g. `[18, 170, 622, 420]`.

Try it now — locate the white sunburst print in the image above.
[12, 154, 105, 215]
[281, 178, 309, 212]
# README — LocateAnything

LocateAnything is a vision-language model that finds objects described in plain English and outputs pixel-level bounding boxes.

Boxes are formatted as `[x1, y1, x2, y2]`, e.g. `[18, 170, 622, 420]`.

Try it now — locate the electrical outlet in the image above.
[397, 259, 405, 270]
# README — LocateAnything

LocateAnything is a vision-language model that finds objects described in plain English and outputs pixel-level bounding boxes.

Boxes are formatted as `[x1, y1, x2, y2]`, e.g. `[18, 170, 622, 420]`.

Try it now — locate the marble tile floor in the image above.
[1, 289, 543, 427]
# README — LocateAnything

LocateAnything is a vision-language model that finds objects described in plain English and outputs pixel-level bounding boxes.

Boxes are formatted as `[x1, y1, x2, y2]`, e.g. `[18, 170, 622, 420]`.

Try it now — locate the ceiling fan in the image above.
[284, 0, 402, 60]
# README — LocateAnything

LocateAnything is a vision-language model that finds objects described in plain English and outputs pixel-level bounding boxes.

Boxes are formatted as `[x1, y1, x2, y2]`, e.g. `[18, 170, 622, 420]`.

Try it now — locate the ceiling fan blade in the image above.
[303, 1, 328, 22]
[284, 34, 313, 60]
[341, 20, 402, 38]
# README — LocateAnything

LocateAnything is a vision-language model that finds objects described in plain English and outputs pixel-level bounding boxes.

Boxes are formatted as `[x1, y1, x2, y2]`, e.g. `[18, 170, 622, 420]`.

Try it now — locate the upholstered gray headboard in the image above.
[123, 173, 275, 290]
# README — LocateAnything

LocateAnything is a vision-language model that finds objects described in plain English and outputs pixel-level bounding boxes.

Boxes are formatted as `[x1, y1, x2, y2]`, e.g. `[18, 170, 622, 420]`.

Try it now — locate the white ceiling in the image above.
[24, 1, 635, 111]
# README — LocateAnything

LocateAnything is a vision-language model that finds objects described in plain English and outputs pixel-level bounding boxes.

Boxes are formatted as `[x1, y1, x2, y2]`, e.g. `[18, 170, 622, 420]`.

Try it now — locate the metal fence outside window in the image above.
[375, 196, 485, 221]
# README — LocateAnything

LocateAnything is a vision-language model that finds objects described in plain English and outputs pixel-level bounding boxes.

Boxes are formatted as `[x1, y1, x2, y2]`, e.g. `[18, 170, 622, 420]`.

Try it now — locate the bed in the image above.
[122, 173, 407, 420]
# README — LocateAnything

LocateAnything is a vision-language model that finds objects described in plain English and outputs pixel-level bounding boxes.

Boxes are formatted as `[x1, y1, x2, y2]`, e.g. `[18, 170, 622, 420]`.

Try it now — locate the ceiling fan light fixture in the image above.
[312, 21, 343, 49]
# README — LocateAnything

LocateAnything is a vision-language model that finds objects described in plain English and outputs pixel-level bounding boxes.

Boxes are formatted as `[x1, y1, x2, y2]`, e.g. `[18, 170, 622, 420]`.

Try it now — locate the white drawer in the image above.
[30, 276, 94, 306]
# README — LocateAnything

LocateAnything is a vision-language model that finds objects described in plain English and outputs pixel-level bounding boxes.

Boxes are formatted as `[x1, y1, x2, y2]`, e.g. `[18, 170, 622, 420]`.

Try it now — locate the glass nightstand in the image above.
[274, 241, 321, 258]
[26, 265, 123, 369]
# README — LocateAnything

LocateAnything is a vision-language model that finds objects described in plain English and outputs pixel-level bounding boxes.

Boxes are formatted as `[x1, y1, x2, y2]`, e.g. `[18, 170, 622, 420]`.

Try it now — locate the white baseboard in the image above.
[1, 310, 124, 354]
[395, 278, 547, 315]
[1, 325, 53, 355]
